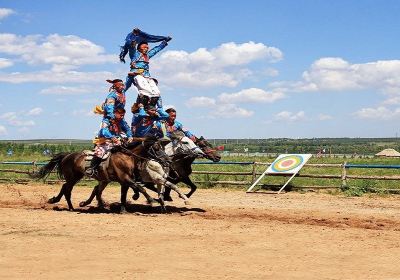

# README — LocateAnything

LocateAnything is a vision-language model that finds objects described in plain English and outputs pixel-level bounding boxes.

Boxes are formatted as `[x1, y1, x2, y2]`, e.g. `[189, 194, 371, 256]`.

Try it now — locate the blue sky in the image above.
[0, 0, 400, 139]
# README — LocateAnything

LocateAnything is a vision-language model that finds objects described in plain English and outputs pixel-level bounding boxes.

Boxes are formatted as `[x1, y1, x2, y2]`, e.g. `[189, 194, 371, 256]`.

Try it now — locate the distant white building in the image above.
[375, 148, 400, 158]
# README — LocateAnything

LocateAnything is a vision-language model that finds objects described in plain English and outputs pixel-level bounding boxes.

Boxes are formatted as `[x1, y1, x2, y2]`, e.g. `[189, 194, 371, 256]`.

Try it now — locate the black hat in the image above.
[106, 79, 123, 84]
[137, 41, 148, 50]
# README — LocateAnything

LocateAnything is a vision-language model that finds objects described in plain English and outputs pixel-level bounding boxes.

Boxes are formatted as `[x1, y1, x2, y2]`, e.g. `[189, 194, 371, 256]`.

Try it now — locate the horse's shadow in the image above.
[52, 202, 206, 215]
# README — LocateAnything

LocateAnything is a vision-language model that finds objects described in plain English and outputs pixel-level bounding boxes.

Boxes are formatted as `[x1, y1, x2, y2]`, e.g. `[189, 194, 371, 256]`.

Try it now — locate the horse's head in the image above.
[195, 136, 221, 162]
[144, 137, 172, 166]
[165, 133, 205, 159]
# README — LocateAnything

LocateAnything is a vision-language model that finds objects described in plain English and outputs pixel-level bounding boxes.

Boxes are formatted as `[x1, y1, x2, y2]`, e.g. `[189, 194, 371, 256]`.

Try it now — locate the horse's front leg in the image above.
[164, 181, 191, 205]
[181, 176, 197, 198]
[79, 184, 99, 207]
[156, 183, 167, 213]
[120, 183, 129, 214]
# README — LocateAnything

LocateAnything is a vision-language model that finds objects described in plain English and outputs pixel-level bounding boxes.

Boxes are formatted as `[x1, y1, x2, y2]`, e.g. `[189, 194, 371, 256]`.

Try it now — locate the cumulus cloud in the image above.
[0, 70, 113, 84]
[218, 88, 285, 104]
[153, 41, 283, 88]
[0, 57, 12, 68]
[72, 109, 95, 117]
[0, 8, 14, 20]
[185, 96, 253, 118]
[317, 114, 333, 121]
[40, 85, 99, 95]
[382, 96, 400, 106]
[0, 107, 43, 128]
[273, 57, 400, 94]
[0, 33, 115, 71]
[9, 119, 35, 127]
[0, 111, 17, 121]
[353, 106, 400, 120]
[0, 125, 7, 135]
[26, 107, 43, 116]
[185, 96, 216, 108]
[274, 111, 306, 122]
[212, 104, 254, 118]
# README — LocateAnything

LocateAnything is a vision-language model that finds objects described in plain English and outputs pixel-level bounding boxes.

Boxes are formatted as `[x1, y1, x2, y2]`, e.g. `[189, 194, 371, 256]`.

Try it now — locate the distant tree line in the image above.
[0, 138, 399, 156]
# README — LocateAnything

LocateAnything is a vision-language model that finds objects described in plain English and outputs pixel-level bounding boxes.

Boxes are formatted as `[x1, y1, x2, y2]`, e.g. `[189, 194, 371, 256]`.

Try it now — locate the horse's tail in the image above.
[29, 153, 69, 180]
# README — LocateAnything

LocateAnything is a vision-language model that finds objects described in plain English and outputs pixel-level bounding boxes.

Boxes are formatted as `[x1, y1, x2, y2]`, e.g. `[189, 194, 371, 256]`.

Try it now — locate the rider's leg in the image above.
[85, 156, 102, 177]
[124, 75, 134, 93]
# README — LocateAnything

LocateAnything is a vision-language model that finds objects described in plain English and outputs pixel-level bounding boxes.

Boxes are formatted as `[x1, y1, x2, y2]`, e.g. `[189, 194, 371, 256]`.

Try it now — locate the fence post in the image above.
[251, 162, 257, 183]
[341, 161, 347, 187]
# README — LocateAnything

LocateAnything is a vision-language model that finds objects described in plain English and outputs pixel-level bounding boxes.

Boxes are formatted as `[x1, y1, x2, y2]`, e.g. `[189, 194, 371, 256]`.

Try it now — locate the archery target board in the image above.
[266, 154, 312, 174]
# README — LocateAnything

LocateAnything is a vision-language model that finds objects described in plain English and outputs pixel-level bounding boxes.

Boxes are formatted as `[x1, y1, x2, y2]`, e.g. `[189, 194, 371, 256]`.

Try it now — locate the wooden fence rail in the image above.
[0, 161, 399, 193]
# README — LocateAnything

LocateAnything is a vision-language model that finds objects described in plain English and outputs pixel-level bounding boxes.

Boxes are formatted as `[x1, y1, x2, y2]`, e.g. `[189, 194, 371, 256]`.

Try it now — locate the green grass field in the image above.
[1, 153, 399, 196]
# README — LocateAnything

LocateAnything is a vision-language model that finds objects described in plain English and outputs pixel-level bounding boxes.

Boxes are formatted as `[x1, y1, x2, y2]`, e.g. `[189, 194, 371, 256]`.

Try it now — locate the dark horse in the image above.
[30, 138, 166, 212]
[133, 135, 221, 201]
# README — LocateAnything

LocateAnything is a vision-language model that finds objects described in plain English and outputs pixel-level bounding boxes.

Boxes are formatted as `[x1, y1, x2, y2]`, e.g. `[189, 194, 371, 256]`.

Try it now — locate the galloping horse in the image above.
[132, 134, 221, 201]
[164, 135, 221, 199]
[30, 138, 182, 212]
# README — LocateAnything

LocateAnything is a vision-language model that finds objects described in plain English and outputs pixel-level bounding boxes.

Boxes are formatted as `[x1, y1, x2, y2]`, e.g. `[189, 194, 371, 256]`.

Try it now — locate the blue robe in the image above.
[119, 30, 168, 63]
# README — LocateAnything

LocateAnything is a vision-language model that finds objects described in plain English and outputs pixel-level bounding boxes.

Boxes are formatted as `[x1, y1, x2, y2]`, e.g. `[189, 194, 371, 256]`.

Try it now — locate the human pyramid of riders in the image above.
[86, 28, 198, 177]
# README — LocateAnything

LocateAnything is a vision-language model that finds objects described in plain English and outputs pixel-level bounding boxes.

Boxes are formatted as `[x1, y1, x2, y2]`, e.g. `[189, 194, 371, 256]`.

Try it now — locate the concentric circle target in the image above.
[271, 155, 304, 172]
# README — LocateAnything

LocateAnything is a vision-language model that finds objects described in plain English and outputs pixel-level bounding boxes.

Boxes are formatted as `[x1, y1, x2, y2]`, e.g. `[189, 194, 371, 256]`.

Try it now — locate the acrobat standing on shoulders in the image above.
[120, 27, 171, 109]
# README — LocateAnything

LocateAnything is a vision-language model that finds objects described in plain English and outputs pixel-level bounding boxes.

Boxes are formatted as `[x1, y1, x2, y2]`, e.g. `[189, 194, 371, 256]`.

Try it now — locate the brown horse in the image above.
[30, 139, 165, 212]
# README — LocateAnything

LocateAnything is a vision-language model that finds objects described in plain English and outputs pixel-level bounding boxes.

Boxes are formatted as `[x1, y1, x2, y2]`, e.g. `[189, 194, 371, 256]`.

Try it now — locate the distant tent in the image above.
[375, 148, 400, 158]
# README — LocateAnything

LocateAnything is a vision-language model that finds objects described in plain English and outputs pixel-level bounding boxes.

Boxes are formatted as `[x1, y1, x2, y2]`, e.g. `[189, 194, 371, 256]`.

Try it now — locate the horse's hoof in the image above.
[120, 206, 127, 214]
[148, 200, 158, 208]
[79, 201, 88, 207]
[132, 192, 140, 201]
[48, 197, 57, 204]
[184, 200, 191, 205]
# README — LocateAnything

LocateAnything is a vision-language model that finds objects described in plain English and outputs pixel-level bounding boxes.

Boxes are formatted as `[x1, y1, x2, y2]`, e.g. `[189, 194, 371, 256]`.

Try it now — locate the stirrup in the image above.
[85, 168, 97, 177]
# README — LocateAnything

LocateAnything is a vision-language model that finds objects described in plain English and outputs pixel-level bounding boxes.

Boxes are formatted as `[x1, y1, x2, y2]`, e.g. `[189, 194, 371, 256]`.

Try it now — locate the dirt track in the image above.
[0, 183, 399, 279]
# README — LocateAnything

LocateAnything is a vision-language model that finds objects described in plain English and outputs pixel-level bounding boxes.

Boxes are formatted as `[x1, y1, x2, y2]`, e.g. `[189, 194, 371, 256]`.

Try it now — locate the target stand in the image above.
[246, 154, 312, 194]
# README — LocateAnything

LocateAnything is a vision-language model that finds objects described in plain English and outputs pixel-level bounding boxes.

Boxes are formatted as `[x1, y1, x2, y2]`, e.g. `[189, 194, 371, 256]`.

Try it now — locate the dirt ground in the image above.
[0, 183, 399, 280]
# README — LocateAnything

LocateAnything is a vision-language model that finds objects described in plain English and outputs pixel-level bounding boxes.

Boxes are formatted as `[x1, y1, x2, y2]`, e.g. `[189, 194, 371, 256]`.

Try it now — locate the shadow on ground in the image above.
[52, 202, 206, 215]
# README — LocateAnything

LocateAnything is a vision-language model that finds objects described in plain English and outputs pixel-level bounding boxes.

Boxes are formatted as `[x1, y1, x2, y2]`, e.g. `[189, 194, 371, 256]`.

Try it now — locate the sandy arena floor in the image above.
[0, 183, 399, 279]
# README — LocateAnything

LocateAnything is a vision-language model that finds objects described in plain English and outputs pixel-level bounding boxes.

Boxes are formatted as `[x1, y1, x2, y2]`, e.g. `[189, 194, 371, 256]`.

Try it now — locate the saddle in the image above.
[82, 150, 111, 170]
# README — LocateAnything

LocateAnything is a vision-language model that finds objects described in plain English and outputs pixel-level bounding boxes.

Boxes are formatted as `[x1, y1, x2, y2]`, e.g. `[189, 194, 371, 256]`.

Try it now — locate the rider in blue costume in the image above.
[165, 107, 196, 140]
[119, 28, 169, 64]
[102, 79, 126, 120]
[86, 108, 133, 176]
[120, 28, 171, 110]
[131, 104, 169, 138]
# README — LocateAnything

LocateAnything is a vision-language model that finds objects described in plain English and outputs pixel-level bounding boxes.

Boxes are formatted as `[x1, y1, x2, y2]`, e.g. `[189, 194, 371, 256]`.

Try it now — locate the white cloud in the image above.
[0, 8, 14, 20]
[317, 114, 333, 121]
[218, 88, 285, 104]
[382, 96, 400, 106]
[185, 96, 216, 108]
[0, 108, 42, 128]
[40, 85, 98, 95]
[0, 70, 113, 84]
[153, 41, 283, 88]
[353, 106, 400, 120]
[0, 125, 7, 135]
[72, 109, 94, 117]
[212, 104, 254, 118]
[0, 33, 115, 71]
[275, 57, 400, 94]
[274, 111, 306, 122]
[26, 107, 43, 116]
[0, 111, 17, 121]
[0, 58, 12, 68]
[9, 119, 35, 127]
